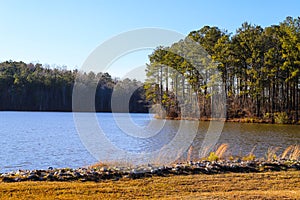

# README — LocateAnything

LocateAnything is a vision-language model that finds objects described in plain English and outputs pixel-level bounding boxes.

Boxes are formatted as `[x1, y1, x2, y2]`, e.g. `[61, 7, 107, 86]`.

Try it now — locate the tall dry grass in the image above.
[265, 147, 281, 161]
[198, 145, 212, 159]
[215, 143, 229, 159]
[90, 144, 300, 168]
[289, 145, 300, 160]
[280, 145, 300, 160]
[281, 145, 294, 159]
[187, 145, 193, 162]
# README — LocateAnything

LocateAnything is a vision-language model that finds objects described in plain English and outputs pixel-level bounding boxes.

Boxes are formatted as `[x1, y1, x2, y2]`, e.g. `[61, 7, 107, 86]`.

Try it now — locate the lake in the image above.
[0, 112, 299, 172]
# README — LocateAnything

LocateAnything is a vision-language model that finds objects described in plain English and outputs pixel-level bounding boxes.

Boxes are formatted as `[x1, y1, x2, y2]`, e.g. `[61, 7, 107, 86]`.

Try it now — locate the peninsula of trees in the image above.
[145, 16, 299, 123]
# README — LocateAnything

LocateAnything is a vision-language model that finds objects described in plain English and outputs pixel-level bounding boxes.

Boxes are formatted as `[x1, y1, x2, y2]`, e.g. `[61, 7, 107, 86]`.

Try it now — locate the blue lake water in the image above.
[0, 112, 299, 172]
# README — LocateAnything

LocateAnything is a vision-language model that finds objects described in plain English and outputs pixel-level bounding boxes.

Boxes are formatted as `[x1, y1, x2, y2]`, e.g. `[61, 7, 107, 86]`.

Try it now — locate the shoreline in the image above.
[1, 159, 299, 183]
[1, 111, 299, 124]
[155, 115, 300, 125]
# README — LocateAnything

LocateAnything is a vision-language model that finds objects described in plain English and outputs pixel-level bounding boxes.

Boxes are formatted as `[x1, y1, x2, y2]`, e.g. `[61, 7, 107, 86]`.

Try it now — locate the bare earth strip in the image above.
[0, 171, 299, 199]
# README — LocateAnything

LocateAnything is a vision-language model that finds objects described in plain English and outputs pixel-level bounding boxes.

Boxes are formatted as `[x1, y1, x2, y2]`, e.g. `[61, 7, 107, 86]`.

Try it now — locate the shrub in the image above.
[207, 152, 219, 162]
[274, 112, 289, 124]
[242, 154, 256, 161]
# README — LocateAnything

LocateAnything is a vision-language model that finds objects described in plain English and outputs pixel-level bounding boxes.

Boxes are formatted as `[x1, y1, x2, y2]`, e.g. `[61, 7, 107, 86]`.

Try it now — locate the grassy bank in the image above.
[0, 171, 299, 199]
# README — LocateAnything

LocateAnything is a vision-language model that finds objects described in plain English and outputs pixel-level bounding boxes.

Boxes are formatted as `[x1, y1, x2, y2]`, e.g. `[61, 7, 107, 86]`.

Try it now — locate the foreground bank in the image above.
[0, 171, 299, 199]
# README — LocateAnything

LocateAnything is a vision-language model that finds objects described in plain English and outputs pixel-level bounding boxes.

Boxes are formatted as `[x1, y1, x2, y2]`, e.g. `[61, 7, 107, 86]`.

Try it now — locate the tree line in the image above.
[145, 16, 300, 123]
[1, 16, 299, 123]
[0, 61, 147, 112]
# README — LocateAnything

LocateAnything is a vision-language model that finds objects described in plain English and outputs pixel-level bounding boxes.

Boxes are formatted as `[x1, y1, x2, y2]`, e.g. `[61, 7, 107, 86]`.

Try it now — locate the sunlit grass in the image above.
[0, 171, 299, 199]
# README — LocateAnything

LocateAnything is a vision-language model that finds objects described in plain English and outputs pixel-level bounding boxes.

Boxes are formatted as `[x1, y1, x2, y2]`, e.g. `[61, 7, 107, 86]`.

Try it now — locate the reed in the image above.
[89, 144, 300, 168]
[174, 146, 185, 164]
[265, 147, 280, 161]
[289, 145, 300, 160]
[215, 143, 229, 159]
[199, 145, 212, 159]
[281, 145, 294, 159]
[187, 145, 193, 162]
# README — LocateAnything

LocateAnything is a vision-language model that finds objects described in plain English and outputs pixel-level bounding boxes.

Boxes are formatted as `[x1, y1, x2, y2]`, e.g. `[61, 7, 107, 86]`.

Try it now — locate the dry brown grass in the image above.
[187, 145, 193, 161]
[281, 145, 294, 159]
[198, 145, 212, 159]
[0, 171, 299, 199]
[266, 146, 281, 161]
[215, 143, 229, 159]
[89, 160, 134, 169]
[290, 145, 300, 160]
[91, 144, 300, 168]
[280, 145, 300, 160]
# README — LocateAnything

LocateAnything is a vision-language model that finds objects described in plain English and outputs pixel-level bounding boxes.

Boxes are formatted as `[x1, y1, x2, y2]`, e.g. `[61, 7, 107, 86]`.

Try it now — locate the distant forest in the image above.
[1, 16, 299, 123]
[0, 61, 147, 113]
[145, 16, 300, 124]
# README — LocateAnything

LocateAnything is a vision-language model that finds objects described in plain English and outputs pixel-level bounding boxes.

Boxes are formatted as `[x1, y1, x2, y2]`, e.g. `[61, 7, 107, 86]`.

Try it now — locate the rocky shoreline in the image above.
[1, 159, 299, 183]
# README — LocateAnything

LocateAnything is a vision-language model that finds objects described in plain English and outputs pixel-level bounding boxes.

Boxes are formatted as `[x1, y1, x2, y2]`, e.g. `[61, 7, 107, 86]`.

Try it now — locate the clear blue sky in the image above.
[0, 0, 299, 77]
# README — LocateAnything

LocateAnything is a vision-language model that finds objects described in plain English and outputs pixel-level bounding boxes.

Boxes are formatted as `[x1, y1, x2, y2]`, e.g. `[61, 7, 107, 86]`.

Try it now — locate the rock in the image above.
[27, 174, 40, 181]
[1, 159, 300, 183]
[2, 176, 15, 182]
[46, 174, 54, 181]
[73, 171, 81, 178]
[14, 177, 22, 182]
